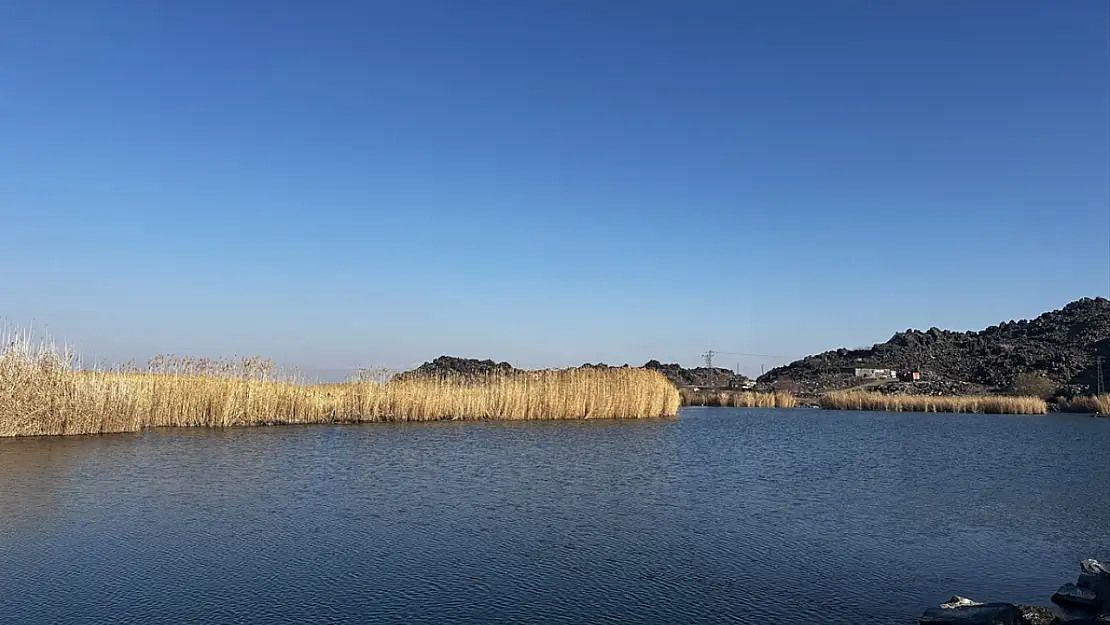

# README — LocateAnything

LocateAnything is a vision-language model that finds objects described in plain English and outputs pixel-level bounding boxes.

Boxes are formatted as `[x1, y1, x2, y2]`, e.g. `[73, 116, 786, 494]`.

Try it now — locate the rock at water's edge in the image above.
[1016, 604, 1060, 625]
[1051, 584, 1101, 608]
[943, 596, 984, 609]
[920, 602, 1022, 625]
[1080, 560, 1110, 578]
[1077, 572, 1110, 608]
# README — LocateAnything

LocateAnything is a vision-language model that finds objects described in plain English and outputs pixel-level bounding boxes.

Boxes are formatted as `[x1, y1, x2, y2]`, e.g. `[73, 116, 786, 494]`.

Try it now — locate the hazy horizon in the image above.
[3, 1, 1108, 377]
[6, 295, 1104, 382]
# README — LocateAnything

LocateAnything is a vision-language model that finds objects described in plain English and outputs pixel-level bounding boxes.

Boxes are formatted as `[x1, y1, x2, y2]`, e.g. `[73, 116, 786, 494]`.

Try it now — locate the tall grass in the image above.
[679, 388, 796, 408]
[820, 391, 1047, 415]
[1056, 395, 1110, 414]
[0, 330, 680, 437]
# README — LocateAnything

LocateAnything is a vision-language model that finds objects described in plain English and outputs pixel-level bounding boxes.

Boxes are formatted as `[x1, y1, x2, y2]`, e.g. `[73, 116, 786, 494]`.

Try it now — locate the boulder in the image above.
[921, 602, 1023, 625]
[1055, 608, 1106, 624]
[944, 596, 985, 609]
[1016, 604, 1061, 625]
[1077, 574, 1105, 589]
[1080, 560, 1109, 577]
[1052, 584, 1101, 609]
[1077, 572, 1110, 607]
[1077, 562, 1110, 609]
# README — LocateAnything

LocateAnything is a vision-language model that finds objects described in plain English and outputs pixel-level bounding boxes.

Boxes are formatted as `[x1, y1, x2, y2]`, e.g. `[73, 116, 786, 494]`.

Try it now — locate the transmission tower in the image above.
[702, 350, 716, 388]
[703, 349, 785, 388]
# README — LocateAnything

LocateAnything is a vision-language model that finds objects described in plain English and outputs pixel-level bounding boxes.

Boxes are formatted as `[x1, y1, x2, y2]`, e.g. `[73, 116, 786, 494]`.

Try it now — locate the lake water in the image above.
[2, 408, 1108, 624]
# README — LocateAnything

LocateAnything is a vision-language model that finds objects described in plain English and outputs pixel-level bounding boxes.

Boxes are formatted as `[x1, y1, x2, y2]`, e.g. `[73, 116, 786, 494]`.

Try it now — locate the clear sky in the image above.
[3, 1, 1108, 378]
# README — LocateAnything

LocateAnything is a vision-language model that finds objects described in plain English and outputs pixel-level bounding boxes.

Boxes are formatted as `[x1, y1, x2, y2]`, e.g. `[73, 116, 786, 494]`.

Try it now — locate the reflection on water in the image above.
[0, 433, 142, 534]
[1, 410, 1107, 624]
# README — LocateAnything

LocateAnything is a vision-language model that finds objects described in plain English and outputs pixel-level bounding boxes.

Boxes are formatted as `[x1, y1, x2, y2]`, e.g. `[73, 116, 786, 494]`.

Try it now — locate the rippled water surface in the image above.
[2, 408, 1108, 624]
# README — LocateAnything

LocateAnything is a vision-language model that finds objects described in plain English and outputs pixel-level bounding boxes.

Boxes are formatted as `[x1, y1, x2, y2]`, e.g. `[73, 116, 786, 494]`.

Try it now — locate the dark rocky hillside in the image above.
[393, 356, 516, 380]
[395, 357, 750, 389]
[758, 298, 1110, 396]
[642, 360, 751, 388]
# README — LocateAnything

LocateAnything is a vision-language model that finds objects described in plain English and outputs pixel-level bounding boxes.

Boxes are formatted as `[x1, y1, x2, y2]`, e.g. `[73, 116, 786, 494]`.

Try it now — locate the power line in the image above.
[703, 350, 790, 374]
[701, 350, 717, 389]
[703, 349, 789, 388]
[711, 350, 783, 359]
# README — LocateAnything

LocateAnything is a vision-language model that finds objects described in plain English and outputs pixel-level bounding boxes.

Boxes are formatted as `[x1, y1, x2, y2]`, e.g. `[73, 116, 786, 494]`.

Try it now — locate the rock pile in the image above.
[760, 297, 1110, 395]
[642, 360, 751, 388]
[393, 356, 516, 380]
[920, 558, 1110, 624]
[395, 357, 753, 390]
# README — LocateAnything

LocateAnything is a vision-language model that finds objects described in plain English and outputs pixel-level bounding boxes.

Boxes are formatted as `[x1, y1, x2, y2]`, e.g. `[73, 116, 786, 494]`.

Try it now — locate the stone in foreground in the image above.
[1078, 559, 1110, 599]
[920, 602, 1023, 625]
[1051, 584, 1101, 609]
[1017, 604, 1061, 625]
[943, 596, 984, 608]
[1080, 560, 1109, 578]
[1077, 574, 1110, 610]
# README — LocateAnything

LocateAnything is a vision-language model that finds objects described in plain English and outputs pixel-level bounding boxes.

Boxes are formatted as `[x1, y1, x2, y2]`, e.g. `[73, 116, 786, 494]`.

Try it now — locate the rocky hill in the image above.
[395, 357, 749, 389]
[642, 360, 751, 388]
[393, 356, 517, 380]
[758, 297, 1110, 396]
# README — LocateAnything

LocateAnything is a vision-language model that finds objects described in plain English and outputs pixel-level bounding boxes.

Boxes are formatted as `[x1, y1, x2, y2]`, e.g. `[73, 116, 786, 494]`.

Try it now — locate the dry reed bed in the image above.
[679, 388, 797, 408]
[1, 332, 680, 437]
[820, 391, 1047, 414]
[1055, 394, 1110, 414]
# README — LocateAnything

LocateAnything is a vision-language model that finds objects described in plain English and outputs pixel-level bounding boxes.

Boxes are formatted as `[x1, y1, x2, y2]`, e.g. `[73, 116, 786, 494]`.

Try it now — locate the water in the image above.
[1, 408, 1108, 624]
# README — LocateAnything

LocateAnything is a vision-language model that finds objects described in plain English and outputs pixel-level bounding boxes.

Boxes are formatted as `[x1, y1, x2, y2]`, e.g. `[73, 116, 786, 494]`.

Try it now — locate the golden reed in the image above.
[679, 388, 797, 408]
[1056, 394, 1110, 414]
[820, 391, 1047, 414]
[0, 330, 680, 437]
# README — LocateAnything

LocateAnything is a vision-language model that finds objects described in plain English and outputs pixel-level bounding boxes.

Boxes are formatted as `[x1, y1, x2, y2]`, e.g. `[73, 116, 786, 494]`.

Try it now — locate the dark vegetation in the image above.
[759, 298, 1110, 397]
[642, 360, 751, 388]
[394, 356, 517, 380]
[397, 356, 750, 389]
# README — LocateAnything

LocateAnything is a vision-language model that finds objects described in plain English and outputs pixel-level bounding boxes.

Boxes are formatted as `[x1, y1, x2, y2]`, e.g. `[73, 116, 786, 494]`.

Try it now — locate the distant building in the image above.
[728, 378, 757, 390]
[900, 369, 922, 382]
[844, 367, 898, 380]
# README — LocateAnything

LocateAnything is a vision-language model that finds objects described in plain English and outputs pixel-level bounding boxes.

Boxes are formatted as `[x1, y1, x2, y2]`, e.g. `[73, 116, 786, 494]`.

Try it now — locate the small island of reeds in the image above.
[1055, 394, 1110, 415]
[819, 391, 1048, 414]
[1, 331, 680, 438]
[679, 388, 797, 408]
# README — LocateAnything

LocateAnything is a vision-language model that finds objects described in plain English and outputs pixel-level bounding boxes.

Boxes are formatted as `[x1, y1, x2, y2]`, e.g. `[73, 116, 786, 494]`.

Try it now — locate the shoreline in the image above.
[1, 337, 680, 438]
[679, 388, 1110, 416]
[920, 558, 1110, 624]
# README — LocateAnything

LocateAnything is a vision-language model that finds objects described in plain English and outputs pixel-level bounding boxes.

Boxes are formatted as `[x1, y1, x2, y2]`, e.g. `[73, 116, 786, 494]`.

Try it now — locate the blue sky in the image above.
[2, 1, 1108, 377]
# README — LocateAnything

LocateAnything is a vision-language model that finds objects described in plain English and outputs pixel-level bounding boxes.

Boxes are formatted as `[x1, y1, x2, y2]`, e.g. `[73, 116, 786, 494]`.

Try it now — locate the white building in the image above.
[849, 367, 898, 380]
